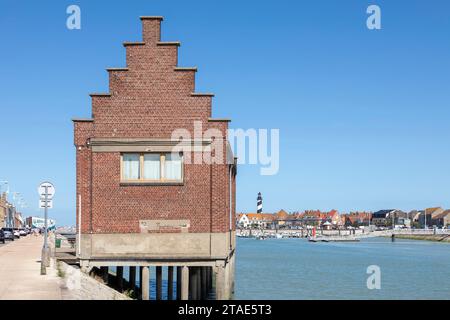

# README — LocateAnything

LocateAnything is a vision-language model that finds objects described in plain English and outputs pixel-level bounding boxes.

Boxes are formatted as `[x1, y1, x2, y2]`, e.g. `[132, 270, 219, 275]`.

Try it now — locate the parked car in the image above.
[0, 229, 5, 244]
[2, 228, 15, 241]
[13, 229, 20, 239]
[19, 229, 27, 236]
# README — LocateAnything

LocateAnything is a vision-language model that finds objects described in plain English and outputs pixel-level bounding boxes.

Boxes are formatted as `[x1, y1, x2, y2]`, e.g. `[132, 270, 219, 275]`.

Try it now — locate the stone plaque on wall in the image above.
[139, 219, 190, 233]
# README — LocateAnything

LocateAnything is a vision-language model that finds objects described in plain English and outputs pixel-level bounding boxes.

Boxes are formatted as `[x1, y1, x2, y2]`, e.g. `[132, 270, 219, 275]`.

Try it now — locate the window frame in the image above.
[120, 152, 184, 184]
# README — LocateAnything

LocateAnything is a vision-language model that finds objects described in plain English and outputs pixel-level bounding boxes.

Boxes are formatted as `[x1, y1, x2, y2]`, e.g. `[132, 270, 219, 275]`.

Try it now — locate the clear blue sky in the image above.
[0, 0, 449, 225]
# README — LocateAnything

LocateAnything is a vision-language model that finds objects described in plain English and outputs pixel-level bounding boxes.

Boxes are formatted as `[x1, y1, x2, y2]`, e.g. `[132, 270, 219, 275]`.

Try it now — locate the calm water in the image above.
[235, 237, 450, 299]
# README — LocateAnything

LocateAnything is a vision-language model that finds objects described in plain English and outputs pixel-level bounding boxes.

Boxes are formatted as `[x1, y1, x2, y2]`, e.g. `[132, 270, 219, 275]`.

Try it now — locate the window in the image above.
[121, 153, 183, 183]
[143, 154, 161, 180]
[122, 153, 140, 180]
[164, 153, 182, 180]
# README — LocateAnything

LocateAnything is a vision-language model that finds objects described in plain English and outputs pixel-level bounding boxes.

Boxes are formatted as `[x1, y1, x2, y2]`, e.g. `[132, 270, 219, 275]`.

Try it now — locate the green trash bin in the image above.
[55, 238, 61, 248]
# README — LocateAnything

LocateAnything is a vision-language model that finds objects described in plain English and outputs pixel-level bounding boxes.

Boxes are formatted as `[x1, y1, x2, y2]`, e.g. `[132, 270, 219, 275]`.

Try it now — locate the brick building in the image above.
[73, 16, 236, 300]
[0, 193, 7, 228]
[0, 193, 14, 228]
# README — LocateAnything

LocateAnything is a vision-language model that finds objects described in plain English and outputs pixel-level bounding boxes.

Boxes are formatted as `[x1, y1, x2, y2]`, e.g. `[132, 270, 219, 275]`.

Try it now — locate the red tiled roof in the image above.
[275, 209, 289, 218]
[327, 209, 338, 218]
[240, 213, 275, 221]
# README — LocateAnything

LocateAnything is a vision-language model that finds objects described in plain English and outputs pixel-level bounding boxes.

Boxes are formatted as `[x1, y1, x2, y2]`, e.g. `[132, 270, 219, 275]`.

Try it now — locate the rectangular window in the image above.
[164, 153, 182, 181]
[122, 153, 140, 180]
[121, 153, 183, 183]
[143, 154, 161, 180]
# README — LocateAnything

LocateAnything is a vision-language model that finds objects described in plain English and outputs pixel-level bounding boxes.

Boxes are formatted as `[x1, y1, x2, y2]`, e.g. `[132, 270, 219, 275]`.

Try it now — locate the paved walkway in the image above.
[0, 236, 65, 299]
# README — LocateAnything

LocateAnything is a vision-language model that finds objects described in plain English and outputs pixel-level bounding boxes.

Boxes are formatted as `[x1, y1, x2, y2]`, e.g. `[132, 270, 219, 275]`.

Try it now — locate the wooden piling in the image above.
[129, 266, 136, 291]
[156, 266, 162, 300]
[176, 266, 182, 300]
[116, 266, 123, 292]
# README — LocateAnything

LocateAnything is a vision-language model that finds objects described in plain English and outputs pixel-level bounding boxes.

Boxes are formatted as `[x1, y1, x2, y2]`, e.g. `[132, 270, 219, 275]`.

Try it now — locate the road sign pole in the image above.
[44, 186, 48, 250]
[41, 187, 49, 274]
[39, 182, 55, 274]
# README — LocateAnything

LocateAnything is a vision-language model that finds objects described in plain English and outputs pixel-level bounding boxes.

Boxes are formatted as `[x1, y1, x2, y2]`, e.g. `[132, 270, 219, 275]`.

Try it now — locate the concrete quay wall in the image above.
[56, 261, 131, 300]
[394, 234, 450, 243]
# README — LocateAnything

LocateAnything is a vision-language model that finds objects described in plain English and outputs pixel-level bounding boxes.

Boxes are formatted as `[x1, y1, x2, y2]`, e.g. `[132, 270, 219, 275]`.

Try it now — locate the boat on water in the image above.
[275, 233, 283, 239]
[256, 235, 267, 240]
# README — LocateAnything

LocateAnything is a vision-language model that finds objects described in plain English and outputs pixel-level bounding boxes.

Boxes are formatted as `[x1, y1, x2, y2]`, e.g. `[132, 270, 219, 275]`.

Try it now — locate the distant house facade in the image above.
[0, 193, 7, 228]
[325, 209, 344, 227]
[371, 209, 415, 227]
[344, 212, 372, 227]
[237, 213, 274, 229]
[371, 209, 396, 226]
[393, 210, 409, 226]
[419, 207, 444, 228]
[301, 210, 326, 226]
[0, 193, 15, 228]
[237, 213, 250, 228]
[274, 209, 289, 227]
[431, 210, 450, 228]
[409, 210, 421, 225]
[14, 212, 24, 228]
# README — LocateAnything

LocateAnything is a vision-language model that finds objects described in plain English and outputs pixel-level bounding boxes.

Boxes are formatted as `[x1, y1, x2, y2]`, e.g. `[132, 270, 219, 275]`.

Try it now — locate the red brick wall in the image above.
[74, 17, 235, 234]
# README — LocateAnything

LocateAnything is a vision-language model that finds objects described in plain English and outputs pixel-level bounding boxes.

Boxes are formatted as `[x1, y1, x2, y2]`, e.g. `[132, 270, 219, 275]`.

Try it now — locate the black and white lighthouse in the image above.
[257, 192, 263, 213]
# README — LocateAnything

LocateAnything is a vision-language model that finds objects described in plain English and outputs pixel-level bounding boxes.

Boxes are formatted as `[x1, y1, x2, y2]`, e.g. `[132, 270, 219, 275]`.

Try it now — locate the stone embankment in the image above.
[394, 234, 450, 243]
[56, 261, 131, 300]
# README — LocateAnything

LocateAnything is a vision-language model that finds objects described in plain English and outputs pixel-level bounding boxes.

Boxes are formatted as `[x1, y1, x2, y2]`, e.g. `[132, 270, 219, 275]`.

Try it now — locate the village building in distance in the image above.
[0, 193, 25, 229]
[237, 207, 450, 230]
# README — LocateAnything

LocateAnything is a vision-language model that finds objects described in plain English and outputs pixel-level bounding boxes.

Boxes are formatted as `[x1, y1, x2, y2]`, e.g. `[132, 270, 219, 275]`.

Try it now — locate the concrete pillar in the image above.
[101, 266, 109, 284]
[176, 266, 182, 300]
[116, 266, 124, 292]
[141, 266, 150, 300]
[215, 264, 228, 300]
[181, 266, 189, 300]
[129, 266, 136, 291]
[167, 266, 174, 300]
[230, 255, 235, 298]
[156, 266, 162, 300]
[224, 262, 230, 300]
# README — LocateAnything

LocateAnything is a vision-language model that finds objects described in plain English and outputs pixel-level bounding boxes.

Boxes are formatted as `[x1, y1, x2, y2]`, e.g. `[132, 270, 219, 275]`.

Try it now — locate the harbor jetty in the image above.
[393, 233, 450, 243]
[236, 228, 450, 242]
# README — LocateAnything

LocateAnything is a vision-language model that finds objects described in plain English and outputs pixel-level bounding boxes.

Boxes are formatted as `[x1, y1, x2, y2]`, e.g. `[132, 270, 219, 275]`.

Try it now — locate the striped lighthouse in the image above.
[257, 192, 263, 213]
